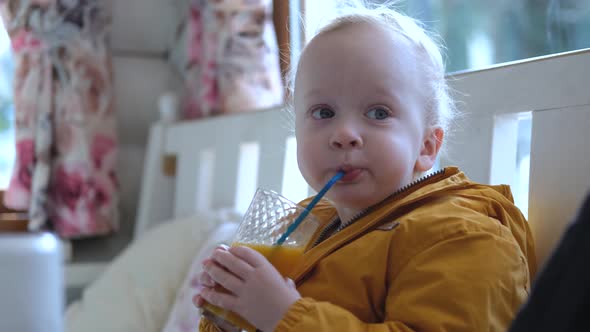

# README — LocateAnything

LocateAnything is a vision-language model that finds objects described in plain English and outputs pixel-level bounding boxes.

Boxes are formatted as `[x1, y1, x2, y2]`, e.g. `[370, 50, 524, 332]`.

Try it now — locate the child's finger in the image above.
[211, 248, 254, 278]
[192, 294, 205, 308]
[229, 245, 268, 268]
[199, 271, 216, 287]
[200, 287, 239, 312]
[216, 244, 230, 251]
[204, 261, 244, 295]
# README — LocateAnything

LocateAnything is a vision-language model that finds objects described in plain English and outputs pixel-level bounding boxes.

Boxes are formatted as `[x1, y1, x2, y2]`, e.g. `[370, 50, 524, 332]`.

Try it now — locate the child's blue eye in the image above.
[311, 107, 335, 119]
[366, 107, 391, 120]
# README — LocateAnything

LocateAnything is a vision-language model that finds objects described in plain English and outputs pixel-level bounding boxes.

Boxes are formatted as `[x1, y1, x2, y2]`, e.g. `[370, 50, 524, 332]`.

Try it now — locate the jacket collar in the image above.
[293, 166, 466, 283]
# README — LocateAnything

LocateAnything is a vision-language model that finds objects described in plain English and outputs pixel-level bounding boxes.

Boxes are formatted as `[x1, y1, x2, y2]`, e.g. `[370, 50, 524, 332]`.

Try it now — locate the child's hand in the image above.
[192, 245, 228, 308]
[193, 246, 301, 332]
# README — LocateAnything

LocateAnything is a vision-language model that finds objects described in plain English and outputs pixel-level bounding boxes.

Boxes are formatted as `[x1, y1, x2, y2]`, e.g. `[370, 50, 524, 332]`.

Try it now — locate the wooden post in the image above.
[0, 191, 29, 232]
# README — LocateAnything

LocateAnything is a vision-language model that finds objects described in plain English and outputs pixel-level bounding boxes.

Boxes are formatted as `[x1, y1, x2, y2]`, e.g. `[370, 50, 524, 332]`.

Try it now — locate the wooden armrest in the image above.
[0, 219, 29, 232]
[0, 191, 29, 232]
[0, 190, 26, 214]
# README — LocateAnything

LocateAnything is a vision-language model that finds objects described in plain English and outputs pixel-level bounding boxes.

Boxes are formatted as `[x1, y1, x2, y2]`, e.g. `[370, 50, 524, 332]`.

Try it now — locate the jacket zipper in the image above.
[310, 168, 446, 248]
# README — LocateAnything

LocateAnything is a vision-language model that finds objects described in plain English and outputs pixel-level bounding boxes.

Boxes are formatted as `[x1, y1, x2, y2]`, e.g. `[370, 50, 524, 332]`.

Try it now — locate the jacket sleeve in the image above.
[275, 230, 530, 332]
[199, 314, 247, 332]
[199, 318, 220, 332]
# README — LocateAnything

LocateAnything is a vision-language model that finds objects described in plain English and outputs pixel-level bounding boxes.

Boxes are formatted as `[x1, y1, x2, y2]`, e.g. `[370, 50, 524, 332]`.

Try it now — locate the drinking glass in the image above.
[201, 188, 320, 332]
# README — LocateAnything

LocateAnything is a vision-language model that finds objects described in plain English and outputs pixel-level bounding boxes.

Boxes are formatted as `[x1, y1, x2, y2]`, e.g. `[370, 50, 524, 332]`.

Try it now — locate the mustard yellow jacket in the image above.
[201, 167, 537, 331]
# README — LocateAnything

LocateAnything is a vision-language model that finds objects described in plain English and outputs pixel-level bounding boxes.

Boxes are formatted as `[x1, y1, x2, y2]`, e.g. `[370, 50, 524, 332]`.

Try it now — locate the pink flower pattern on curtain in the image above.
[0, 0, 118, 238]
[183, 0, 283, 119]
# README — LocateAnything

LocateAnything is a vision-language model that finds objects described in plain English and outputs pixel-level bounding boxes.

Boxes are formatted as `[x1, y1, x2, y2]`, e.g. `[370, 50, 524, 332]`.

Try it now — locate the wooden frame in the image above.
[0, 190, 28, 232]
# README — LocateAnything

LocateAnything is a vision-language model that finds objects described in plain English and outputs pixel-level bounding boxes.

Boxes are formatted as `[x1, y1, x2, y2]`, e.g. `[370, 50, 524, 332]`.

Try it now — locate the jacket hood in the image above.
[303, 166, 537, 278]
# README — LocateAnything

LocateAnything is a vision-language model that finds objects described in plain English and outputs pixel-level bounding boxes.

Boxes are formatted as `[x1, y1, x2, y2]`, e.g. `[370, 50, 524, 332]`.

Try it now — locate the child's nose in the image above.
[330, 127, 363, 149]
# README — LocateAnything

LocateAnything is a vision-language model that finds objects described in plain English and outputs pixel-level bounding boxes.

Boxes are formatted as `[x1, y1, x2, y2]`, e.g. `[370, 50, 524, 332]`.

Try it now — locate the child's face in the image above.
[294, 23, 441, 212]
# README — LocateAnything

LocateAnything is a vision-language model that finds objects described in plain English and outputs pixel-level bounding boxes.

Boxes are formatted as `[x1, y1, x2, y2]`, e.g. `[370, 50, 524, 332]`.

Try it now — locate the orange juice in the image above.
[202, 244, 305, 331]
[243, 243, 305, 276]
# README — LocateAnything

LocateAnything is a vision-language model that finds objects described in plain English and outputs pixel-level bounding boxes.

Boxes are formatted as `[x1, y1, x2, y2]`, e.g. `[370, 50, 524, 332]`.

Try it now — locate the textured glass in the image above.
[201, 188, 320, 331]
[234, 188, 319, 247]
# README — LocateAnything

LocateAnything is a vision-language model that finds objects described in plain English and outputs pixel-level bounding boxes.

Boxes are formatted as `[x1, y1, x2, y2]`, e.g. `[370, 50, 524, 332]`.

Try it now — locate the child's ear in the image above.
[414, 126, 444, 173]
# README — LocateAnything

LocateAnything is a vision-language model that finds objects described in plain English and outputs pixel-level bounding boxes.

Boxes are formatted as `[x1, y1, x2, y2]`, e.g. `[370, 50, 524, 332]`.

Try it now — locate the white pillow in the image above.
[65, 210, 241, 332]
[161, 222, 238, 332]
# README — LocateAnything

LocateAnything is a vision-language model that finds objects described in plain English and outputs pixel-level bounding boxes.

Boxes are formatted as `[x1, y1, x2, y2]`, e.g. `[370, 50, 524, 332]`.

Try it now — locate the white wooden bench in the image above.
[133, 48, 590, 279]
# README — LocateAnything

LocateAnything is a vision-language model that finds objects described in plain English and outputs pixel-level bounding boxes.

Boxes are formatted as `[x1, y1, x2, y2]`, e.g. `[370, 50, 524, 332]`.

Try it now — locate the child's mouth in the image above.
[339, 168, 363, 182]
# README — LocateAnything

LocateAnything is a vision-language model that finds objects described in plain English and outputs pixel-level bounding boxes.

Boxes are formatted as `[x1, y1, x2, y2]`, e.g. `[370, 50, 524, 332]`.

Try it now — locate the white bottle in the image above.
[0, 233, 64, 332]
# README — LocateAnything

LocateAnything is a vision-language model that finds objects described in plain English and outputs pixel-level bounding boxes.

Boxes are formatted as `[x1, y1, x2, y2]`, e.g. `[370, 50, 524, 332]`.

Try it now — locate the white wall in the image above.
[74, 0, 184, 261]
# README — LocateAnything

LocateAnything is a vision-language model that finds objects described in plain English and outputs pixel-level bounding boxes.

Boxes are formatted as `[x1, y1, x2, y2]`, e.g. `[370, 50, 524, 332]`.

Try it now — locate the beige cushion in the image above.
[65, 210, 240, 332]
[162, 222, 238, 332]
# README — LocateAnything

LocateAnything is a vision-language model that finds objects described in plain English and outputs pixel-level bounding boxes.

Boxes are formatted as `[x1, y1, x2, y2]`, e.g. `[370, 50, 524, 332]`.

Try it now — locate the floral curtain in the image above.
[182, 0, 284, 119]
[0, 0, 118, 238]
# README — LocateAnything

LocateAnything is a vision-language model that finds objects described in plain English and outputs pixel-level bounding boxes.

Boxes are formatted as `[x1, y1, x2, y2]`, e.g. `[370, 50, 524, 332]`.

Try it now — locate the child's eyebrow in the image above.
[374, 91, 402, 105]
[370, 81, 406, 96]
[303, 89, 324, 99]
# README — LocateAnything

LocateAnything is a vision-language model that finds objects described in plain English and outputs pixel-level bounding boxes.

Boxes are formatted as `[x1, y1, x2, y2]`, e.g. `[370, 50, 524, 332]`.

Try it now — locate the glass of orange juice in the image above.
[201, 188, 320, 332]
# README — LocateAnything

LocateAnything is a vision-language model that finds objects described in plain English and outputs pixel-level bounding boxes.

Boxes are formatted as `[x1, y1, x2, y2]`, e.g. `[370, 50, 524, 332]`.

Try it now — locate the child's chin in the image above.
[330, 193, 374, 210]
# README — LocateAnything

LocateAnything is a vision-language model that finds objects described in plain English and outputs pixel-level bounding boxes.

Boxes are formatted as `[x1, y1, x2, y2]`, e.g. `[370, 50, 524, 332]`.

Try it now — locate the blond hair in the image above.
[286, 0, 457, 138]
